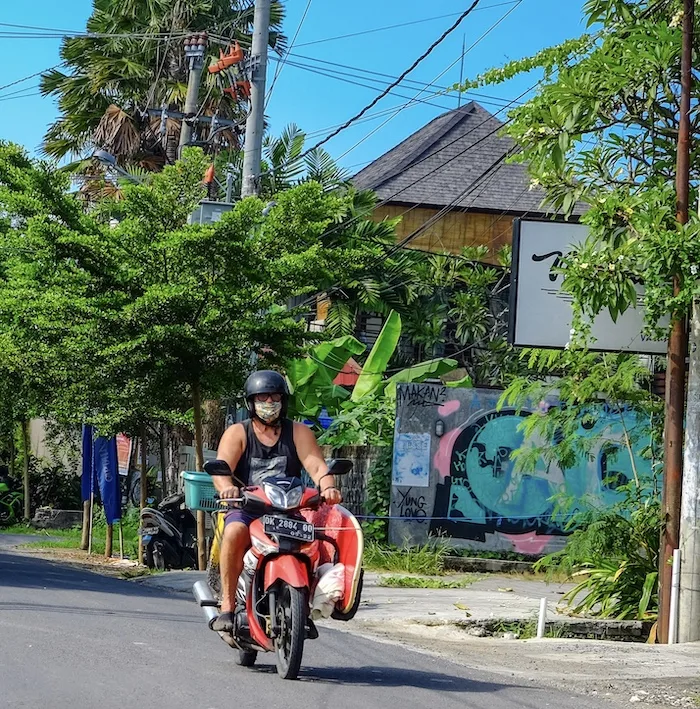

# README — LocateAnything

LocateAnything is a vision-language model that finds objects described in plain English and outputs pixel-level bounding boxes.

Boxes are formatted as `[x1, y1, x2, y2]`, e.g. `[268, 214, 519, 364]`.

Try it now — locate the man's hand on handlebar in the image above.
[218, 485, 241, 502]
[320, 486, 342, 506]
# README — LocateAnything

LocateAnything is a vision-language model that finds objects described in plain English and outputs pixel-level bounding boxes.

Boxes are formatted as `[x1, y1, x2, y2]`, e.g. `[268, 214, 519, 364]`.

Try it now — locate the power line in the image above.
[332, 0, 524, 163]
[287, 52, 522, 105]
[0, 62, 66, 94]
[295, 0, 484, 161]
[266, 0, 313, 108]
[294, 1, 520, 47]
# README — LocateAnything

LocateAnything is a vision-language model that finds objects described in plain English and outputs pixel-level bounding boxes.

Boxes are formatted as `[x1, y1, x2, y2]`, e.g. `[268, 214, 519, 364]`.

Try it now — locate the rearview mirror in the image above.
[327, 458, 353, 476]
[203, 459, 232, 476]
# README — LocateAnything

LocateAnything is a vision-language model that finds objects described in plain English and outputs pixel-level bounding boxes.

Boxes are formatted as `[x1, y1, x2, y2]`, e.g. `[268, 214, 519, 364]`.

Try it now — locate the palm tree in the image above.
[40, 0, 285, 170]
[213, 123, 351, 199]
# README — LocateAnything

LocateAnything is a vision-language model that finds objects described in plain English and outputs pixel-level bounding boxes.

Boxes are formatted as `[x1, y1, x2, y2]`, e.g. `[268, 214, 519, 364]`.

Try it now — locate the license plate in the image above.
[140, 526, 159, 536]
[263, 515, 314, 542]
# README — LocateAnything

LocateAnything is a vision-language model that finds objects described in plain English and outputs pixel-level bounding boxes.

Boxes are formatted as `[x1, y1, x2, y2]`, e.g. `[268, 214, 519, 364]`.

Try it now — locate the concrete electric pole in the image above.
[659, 0, 693, 644]
[241, 0, 271, 198]
[179, 32, 208, 157]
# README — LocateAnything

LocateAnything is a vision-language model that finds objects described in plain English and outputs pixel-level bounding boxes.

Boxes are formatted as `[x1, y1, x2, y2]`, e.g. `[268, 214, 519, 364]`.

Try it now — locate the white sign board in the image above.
[510, 219, 668, 354]
[392, 433, 431, 488]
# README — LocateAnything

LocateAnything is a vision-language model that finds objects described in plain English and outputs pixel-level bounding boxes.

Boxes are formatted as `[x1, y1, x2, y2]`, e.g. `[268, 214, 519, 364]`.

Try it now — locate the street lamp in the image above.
[92, 149, 142, 184]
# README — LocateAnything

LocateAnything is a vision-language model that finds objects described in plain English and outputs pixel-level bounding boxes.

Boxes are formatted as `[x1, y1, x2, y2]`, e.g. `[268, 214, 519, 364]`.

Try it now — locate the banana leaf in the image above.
[384, 357, 458, 399]
[351, 310, 401, 402]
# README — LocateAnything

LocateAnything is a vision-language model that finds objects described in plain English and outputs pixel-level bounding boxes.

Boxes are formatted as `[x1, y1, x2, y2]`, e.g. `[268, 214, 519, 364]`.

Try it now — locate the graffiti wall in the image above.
[389, 384, 652, 554]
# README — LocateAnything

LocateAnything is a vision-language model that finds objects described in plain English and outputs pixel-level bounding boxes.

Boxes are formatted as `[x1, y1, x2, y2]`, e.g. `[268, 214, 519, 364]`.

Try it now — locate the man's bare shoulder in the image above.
[219, 422, 247, 446]
[292, 421, 316, 440]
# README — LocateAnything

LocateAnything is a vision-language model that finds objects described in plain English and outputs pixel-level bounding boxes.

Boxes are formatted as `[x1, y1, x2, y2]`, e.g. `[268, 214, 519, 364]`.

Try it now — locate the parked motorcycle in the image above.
[192, 458, 364, 680]
[139, 492, 197, 570]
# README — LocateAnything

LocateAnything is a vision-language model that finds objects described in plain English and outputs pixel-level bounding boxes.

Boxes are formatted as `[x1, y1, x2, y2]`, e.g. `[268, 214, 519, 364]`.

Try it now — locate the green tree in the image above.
[457, 0, 697, 337]
[213, 123, 352, 200]
[40, 0, 285, 166]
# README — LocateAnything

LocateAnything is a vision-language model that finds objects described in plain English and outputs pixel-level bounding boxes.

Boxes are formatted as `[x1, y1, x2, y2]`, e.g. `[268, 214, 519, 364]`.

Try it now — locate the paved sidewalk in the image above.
[137, 569, 572, 624]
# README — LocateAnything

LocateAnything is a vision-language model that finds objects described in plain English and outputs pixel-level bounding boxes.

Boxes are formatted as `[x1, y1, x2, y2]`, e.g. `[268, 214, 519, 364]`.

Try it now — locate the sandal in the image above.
[209, 611, 235, 632]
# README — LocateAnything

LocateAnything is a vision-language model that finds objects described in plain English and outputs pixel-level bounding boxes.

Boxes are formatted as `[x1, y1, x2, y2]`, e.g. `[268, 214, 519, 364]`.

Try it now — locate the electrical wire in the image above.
[294, 1, 520, 47]
[332, 0, 524, 163]
[265, 0, 313, 108]
[0, 62, 66, 94]
[295, 0, 484, 161]
[287, 52, 522, 105]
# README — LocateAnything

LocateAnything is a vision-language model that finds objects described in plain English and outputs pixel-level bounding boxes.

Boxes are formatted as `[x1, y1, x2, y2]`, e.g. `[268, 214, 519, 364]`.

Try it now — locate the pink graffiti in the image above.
[501, 533, 555, 556]
[438, 400, 461, 417]
[434, 426, 463, 480]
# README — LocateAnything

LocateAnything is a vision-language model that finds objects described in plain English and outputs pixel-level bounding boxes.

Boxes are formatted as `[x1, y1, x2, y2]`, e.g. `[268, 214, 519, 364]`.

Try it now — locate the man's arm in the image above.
[293, 423, 342, 504]
[214, 423, 246, 495]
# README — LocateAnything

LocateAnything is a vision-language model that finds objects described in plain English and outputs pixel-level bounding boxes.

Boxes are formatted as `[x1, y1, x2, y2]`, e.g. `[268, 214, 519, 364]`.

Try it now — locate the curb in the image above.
[444, 556, 536, 574]
[451, 617, 654, 642]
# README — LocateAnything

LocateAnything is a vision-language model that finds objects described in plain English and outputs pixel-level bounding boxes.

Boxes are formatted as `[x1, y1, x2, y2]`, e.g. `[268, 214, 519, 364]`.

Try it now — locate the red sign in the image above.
[116, 434, 132, 477]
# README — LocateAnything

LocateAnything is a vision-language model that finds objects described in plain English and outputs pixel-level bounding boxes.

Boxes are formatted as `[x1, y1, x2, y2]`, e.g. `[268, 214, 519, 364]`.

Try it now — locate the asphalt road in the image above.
[0, 544, 614, 709]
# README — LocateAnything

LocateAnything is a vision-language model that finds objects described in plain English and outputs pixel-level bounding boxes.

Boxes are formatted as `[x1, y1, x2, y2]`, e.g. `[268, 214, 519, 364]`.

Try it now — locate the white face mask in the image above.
[254, 400, 282, 423]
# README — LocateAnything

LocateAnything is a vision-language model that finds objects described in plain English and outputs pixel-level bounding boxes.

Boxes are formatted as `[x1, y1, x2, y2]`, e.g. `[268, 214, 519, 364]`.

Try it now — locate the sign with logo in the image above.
[509, 219, 668, 354]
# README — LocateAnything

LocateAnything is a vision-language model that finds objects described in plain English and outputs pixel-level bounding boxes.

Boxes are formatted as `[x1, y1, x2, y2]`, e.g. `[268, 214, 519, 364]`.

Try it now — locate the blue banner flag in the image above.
[81, 425, 94, 503]
[93, 436, 121, 524]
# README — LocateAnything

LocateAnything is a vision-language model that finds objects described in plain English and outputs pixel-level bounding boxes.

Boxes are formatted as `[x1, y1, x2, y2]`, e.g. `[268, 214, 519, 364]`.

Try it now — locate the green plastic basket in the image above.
[182, 471, 219, 512]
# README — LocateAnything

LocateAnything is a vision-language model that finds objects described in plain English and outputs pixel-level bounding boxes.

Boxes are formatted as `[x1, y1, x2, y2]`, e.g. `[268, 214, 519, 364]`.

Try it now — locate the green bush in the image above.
[535, 478, 661, 620]
[29, 459, 81, 510]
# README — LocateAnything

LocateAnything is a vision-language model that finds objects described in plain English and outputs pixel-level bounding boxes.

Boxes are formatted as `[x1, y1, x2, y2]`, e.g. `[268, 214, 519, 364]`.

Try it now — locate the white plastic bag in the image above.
[310, 563, 345, 620]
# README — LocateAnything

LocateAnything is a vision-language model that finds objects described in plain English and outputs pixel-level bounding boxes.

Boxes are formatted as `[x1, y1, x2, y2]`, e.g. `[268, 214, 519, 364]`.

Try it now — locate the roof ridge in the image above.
[358, 101, 479, 189]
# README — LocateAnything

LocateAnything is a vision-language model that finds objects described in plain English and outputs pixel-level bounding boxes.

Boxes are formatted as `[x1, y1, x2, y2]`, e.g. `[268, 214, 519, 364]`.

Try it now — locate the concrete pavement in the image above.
[135, 569, 573, 625]
[0, 547, 613, 709]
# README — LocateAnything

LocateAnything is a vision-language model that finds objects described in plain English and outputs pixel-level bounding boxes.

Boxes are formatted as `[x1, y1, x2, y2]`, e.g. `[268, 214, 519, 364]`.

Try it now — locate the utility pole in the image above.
[241, 0, 271, 198]
[659, 0, 693, 644]
[679, 0, 698, 644]
[179, 32, 208, 158]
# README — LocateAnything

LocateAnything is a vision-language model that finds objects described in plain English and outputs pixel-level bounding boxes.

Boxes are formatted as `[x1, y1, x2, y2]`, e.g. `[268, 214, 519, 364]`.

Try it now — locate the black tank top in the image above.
[234, 419, 303, 485]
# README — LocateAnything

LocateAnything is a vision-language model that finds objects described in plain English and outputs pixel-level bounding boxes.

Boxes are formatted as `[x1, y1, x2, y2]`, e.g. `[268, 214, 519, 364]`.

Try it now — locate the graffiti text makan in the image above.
[397, 384, 447, 408]
[396, 487, 427, 523]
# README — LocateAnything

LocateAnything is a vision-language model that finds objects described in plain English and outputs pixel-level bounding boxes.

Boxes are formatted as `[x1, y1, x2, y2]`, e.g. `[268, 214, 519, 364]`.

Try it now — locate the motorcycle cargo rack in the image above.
[182, 471, 220, 511]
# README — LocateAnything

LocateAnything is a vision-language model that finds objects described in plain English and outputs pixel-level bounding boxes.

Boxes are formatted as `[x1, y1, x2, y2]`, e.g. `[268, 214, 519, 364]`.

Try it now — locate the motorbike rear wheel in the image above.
[274, 583, 306, 680]
[237, 649, 257, 667]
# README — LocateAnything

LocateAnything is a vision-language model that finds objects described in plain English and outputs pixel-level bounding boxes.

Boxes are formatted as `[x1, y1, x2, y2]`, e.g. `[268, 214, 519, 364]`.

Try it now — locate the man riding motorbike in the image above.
[211, 370, 342, 632]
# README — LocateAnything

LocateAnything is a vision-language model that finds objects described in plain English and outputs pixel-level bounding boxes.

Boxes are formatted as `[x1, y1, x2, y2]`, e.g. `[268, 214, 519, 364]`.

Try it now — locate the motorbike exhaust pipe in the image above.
[193, 580, 240, 649]
[193, 580, 219, 624]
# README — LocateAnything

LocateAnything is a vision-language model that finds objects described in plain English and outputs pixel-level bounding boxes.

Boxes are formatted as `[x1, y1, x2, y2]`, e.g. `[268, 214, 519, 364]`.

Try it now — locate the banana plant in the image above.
[286, 310, 463, 428]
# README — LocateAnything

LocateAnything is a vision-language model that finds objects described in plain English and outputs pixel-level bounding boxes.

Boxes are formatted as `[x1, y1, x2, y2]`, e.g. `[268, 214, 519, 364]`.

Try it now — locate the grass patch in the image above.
[378, 574, 478, 589]
[18, 506, 142, 559]
[363, 540, 449, 575]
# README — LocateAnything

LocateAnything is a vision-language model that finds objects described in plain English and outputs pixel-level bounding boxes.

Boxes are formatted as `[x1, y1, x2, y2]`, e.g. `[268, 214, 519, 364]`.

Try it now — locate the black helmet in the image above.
[244, 370, 289, 422]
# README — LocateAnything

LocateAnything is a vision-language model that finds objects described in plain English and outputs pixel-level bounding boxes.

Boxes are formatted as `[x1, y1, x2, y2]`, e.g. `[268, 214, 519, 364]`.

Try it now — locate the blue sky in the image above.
[0, 0, 587, 171]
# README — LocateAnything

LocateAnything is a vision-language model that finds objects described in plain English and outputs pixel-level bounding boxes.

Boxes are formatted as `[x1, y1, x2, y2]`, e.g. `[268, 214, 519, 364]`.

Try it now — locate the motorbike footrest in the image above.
[305, 619, 319, 640]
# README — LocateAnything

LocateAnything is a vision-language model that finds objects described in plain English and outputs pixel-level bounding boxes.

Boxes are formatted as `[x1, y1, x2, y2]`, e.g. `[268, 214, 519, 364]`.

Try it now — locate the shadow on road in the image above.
[0, 601, 200, 624]
[0, 550, 187, 601]
[245, 663, 526, 694]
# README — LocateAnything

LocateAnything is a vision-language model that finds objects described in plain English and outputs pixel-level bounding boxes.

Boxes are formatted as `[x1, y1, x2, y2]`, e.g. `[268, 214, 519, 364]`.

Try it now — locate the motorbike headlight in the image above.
[264, 483, 288, 509]
[251, 535, 278, 555]
[284, 486, 303, 509]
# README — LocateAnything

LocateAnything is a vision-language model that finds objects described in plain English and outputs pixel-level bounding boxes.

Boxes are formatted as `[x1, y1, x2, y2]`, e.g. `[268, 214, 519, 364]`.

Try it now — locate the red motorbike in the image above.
[193, 458, 364, 680]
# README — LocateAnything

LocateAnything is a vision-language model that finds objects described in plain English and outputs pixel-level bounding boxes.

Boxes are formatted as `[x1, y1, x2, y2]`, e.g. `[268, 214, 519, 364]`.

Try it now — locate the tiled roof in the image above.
[353, 102, 553, 215]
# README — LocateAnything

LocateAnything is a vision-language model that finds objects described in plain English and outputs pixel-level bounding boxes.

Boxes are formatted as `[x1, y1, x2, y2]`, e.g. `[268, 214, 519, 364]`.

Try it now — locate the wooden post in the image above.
[80, 499, 91, 550]
[659, 0, 693, 644]
[192, 381, 207, 571]
[118, 520, 124, 560]
[87, 491, 95, 555]
[138, 423, 148, 565]
[20, 420, 30, 521]
[105, 523, 113, 558]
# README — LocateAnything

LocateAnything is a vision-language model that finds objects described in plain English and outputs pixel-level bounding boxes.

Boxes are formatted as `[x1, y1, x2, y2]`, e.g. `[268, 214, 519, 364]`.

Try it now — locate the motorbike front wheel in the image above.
[274, 583, 306, 680]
